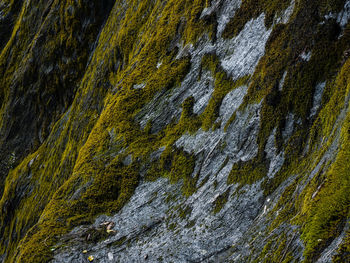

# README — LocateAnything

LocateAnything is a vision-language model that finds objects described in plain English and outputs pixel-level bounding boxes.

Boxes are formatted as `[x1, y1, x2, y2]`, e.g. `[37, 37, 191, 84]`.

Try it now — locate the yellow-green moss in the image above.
[226, 0, 350, 191]
[222, 0, 292, 38]
[222, 2, 350, 260]
[212, 188, 230, 214]
[261, 54, 350, 263]
[0, 1, 212, 262]
[333, 228, 350, 262]
[200, 53, 250, 130]
[1, 0, 350, 262]
[298, 110, 350, 262]
[227, 158, 267, 186]
[253, 234, 295, 263]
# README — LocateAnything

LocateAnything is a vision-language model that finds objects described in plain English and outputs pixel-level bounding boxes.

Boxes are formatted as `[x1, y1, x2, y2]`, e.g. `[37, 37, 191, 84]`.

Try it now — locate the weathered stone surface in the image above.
[1, 0, 350, 262]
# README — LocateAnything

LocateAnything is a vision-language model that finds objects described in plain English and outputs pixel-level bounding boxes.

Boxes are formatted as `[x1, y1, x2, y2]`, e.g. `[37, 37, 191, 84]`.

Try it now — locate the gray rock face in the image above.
[282, 113, 295, 142]
[300, 51, 312, 61]
[316, 222, 349, 263]
[310, 82, 326, 118]
[220, 85, 248, 126]
[50, 1, 349, 262]
[54, 78, 263, 262]
[137, 1, 272, 132]
[52, 1, 292, 262]
[338, 0, 350, 27]
[324, 0, 350, 28]
[220, 13, 272, 79]
[176, 99, 261, 163]
[193, 71, 215, 115]
[265, 129, 285, 179]
[225, 173, 305, 263]
[277, 0, 295, 24]
[279, 71, 287, 91]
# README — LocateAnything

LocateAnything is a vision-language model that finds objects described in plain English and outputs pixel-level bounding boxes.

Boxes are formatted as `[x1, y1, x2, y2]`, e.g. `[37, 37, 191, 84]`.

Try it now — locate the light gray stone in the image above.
[310, 82, 326, 118]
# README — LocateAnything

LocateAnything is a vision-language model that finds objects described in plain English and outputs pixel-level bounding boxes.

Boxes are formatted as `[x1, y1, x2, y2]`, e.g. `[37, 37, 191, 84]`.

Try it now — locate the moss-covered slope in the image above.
[0, 0, 349, 262]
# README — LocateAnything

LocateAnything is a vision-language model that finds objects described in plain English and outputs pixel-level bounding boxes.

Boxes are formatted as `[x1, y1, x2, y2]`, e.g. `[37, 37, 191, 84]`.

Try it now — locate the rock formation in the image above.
[0, 0, 349, 262]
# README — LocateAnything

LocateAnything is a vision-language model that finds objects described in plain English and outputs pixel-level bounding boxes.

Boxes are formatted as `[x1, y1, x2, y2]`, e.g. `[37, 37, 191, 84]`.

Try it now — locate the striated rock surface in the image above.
[0, 0, 349, 262]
